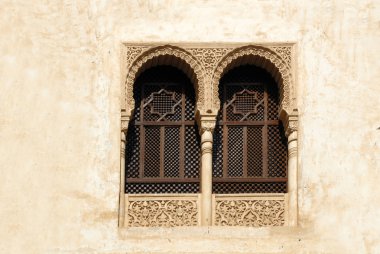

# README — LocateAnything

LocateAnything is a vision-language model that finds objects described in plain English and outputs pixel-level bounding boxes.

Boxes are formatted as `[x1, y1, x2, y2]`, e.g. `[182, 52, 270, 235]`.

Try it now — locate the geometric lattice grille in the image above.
[125, 124, 140, 178]
[125, 66, 200, 194]
[227, 127, 244, 177]
[126, 183, 200, 194]
[184, 84, 196, 121]
[233, 90, 259, 114]
[267, 84, 279, 120]
[212, 65, 287, 194]
[143, 127, 160, 177]
[212, 182, 287, 194]
[268, 125, 287, 177]
[164, 127, 180, 177]
[212, 125, 223, 177]
[246, 85, 264, 121]
[247, 127, 263, 177]
[150, 90, 177, 114]
[184, 125, 200, 178]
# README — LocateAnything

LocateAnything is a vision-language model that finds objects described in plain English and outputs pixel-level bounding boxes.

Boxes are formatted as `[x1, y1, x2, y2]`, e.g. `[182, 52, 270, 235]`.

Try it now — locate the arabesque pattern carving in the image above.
[269, 46, 292, 68]
[122, 44, 295, 118]
[126, 195, 199, 227]
[214, 195, 286, 226]
[124, 46, 149, 69]
[187, 47, 233, 79]
[187, 48, 232, 110]
[211, 46, 293, 114]
[124, 45, 205, 114]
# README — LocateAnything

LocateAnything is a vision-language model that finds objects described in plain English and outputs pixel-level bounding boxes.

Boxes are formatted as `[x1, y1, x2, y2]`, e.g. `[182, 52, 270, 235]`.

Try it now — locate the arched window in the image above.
[212, 65, 288, 193]
[121, 44, 298, 227]
[125, 66, 201, 194]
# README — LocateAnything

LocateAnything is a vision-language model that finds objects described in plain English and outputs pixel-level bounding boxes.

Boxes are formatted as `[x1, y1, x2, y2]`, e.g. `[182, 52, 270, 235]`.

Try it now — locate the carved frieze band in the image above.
[213, 194, 287, 227]
[126, 194, 200, 227]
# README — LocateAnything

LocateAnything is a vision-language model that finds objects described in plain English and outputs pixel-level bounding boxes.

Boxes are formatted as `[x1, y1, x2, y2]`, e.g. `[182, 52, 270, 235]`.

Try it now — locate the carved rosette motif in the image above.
[127, 197, 199, 227]
[214, 196, 286, 227]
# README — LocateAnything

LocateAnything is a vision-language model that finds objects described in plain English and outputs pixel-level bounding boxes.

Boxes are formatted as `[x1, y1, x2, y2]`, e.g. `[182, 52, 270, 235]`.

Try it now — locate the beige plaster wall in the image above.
[1, 0, 380, 253]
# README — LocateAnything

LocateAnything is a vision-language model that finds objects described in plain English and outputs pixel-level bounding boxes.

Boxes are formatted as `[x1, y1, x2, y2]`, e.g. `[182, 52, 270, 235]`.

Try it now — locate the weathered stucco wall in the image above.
[1, 0, 380, 253]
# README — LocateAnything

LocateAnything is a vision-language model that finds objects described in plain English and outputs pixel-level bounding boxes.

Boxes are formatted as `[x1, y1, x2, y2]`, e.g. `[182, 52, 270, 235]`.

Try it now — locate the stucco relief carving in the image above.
[126, 195, 199, 227]
[200, 120, 216, 134]
[211, 45, 294, 116]
[282, 109, 298, 138]
[122, 43, 295, 119]
[187, 48, 233, 110]
[269, 46, 292, 68]
[213, 195, 286, 227]
[123, 46, 149, 70]
[123, 45, 205, 114]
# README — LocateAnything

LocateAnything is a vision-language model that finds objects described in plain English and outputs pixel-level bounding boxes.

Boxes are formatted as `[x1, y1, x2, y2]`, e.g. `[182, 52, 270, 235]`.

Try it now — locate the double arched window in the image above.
[125, 65, 287, 194]
[121, 44, 297, 227]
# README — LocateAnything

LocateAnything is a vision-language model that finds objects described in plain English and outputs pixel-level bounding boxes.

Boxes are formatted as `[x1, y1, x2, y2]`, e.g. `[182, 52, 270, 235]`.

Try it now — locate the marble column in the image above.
[199, 117, 216, 226]
[285, 112, 298, 227]
[119, 114, 129, 227]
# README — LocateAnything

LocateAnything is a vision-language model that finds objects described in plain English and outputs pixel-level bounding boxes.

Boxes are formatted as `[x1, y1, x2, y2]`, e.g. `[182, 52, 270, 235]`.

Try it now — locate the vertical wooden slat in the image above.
[263, 84, 268, 177]
[243, 126, 247, 177]
[222, 84, 228, 178]
[139, 84, 145, 178]
[179, 84, 185, 178]
[160, 126, 165, 177]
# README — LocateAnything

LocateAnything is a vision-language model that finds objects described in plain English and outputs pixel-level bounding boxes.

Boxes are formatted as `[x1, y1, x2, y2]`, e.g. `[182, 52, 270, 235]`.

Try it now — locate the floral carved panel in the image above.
[126, 194, 200, 227]
[213, 194, 287, 227]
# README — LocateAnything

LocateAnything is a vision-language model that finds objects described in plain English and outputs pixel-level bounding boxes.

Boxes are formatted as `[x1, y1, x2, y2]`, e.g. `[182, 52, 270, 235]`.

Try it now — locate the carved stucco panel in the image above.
[213, 194, 287, 227]
[187, 47, 233, 110]
[211, 46, 294, 116]
[269, 46, 292, 69]
[122, 43, 295, 121]
[126, 195, 200, 227]
[123, 45, 206, 114]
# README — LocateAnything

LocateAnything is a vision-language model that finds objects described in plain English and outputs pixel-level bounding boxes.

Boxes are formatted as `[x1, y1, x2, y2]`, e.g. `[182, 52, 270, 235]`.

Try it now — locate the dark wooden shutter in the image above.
[125, 66, 200, 194]
[212, 65, 288, 193]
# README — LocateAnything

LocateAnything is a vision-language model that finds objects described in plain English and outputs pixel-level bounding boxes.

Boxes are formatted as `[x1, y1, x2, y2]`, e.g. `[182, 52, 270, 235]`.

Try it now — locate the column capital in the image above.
[121, 111, 131, 134]
[196, 113, 217, 135]
[283, 109, 298, 138]
[200, 120, 216, 134]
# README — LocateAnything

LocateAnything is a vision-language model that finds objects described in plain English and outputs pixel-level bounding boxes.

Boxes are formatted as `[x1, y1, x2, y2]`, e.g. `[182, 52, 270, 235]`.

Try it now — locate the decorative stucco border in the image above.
[120, 42, 298, 227]
[213, 193, 288, 227]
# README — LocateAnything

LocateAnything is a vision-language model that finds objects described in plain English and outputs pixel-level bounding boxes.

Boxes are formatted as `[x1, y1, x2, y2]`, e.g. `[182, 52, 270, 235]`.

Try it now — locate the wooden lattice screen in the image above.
[212, 65, 288, 193]
[125, 66, 200, 193]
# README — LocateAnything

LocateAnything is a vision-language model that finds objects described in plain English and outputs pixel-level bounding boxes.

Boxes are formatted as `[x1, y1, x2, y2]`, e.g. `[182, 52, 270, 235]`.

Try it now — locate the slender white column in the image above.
[287, 127, 298, 226]
[119, 132, 126, 227]
[199, 118, 216, 226]
[119, 115, 129, 227]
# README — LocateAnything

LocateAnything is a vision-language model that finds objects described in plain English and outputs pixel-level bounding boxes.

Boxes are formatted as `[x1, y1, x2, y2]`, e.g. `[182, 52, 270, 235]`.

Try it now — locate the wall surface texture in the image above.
[1, 0, 380, 253]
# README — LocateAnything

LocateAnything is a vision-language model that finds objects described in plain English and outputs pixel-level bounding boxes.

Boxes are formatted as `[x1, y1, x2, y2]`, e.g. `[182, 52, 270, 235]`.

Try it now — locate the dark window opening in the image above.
[212, 65, 288, 194]
[125, 66, 201, 193]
